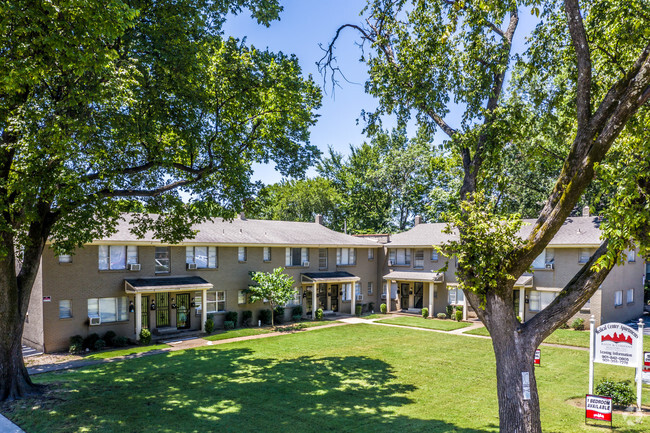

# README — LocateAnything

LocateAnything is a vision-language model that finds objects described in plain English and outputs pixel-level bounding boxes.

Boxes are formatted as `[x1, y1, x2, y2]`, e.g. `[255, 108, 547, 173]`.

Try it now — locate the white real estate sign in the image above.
[594, 322, 640, 367]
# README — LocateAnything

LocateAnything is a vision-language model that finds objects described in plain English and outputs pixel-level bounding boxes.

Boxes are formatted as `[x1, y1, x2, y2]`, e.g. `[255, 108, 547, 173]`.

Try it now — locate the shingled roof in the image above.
[386, 216, 603, 248]
[96, 216, 380, 248]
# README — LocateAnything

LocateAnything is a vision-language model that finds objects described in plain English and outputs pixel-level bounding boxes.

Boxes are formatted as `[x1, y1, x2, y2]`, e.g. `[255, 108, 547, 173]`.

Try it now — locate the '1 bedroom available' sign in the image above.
[594, 322, 640, 367]
[585, 395, 612, 423]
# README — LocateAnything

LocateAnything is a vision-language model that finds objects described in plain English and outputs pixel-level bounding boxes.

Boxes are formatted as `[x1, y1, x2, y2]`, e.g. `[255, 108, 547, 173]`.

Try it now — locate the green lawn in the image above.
[4, 324, 649, 432]
[376, 315, 471, 331]
[204, 328, 274, 341]
[362, 313, 386, 320]
[84, 344, 170, 360]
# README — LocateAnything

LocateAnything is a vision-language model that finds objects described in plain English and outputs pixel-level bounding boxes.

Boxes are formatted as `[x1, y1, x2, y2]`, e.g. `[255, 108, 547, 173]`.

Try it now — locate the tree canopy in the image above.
[248, 267, 297, 327]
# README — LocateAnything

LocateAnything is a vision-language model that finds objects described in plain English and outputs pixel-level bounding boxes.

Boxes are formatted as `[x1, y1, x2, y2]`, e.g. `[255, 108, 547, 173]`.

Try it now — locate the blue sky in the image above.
[222, 1, 538, 184]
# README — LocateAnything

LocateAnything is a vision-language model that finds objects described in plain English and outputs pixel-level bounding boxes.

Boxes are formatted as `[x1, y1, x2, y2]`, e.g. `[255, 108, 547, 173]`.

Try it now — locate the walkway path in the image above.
[0, 414, 25, 433]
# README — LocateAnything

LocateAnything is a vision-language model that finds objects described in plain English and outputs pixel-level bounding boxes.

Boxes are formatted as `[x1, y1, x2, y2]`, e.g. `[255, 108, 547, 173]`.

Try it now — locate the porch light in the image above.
[129, 301, 135, 313]
[151, 301, 156, 311]
[171, 298, 176, 309]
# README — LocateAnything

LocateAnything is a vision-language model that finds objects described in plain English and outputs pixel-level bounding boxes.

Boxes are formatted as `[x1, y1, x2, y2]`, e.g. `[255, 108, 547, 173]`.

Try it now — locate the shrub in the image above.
[225, 311, 238, 326]
[455, 309, 463, 322]
[315, 308, 324, 320]
[205, 318, 215, 334]
[94, 339, 106, 351]
[516, 315, 522, 323]
[355, 305, 362, 316]
[437, 313, 447, 319]
[103, 331, 117, 346]
[69, 335, 83, 354]
[292, 314, 302, 322]
[139, 329, 152, 345]
[595, 379, 636, 406]
[571, 318, 585, 331]
[455, 305, 463, 312]
[380, 303, 387, 314]
[224, 320, 235, 330]
[446, 305, 454, 318]
[114, 336, 130, 347]
[421, 308, 429, 319]
[242, 310, 253, 327]
[259, 309, 272, 325]
[273, 306, 285, 324]
[292, 305, 303, 317]
[83, 333, 100, 350]
[368, 302, 374, 312]
[559, 322, 571, 329]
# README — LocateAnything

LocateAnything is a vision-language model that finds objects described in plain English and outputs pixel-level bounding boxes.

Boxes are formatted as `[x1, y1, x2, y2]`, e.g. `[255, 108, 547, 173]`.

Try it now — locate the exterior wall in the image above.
[23, 261, 44, 352]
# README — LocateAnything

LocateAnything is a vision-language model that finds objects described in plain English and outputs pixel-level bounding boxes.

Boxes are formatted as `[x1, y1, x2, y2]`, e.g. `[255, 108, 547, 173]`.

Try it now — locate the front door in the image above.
[414, 282, 424, 309]
[318, 284, 327, 310]
[155, 293, 170, 327]
[330, 284, 339, 312]
[400, 283, 410, 310]
[141, 296, 149, 329]
[513, 290, 520, 318]
[176, 293, 190, 329]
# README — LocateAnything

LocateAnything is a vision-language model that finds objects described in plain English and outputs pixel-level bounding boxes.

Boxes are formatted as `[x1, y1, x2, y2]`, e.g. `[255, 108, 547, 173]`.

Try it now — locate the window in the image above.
[389, 248, 411, 266]
[627, 288, 634, 304]
[238, 247, 247, 262]
[368, 282, 373, 295]
[628, 250, 636, 262]
[206, 290, 226, 313]
[431, 250, 439, 261]
[581, 297, 591, 311]
[59, 300, 72, 319]
[448, 287, 464, 305]
[355, 282, 361, 300]
[186, 246, 217, 269]
[341, 283, 352, 301]
[579, 248, 590, 264]
[615, 290, 623, 306]
[368, 249, 375, 260]
[155, 247, 170, 273]
[529, 291, 557, 312]
[382, 283, 387, 299]
[414, 250, 424, 268]
[532, 249, 554, 269]
[285, 247, 309, 266]
[99, 245, 138, 270]
[87, 297, 128, 323]
[58, 254, 72, 264]
[285, 290, 300, 307]
[193, 292, 202, 316]
[238, 290, 247, 305]
[319, 249, 328, 269]
[391, 282, 398, 299]
[336, 248, 356, 266]
[263, 247, 272, 262]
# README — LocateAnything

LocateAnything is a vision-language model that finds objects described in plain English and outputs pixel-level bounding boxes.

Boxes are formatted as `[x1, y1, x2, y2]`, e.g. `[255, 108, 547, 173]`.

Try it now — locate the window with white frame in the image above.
[186, 246, 217, 268]
[581, 297, 591, 311]
[87, 297, 128, 323]
[319, 248, 328, 269]
[286, 289, 300, 306]
[628, 250, 636, 262]
[414, 250, 424, 268]
[238, 290, 247, 304]
[391, 282, 398, 299]
[614, 290, 623, 306]
[286, 247, 309, 266]
[59, 300, 72, 319]
[206, 290, 226, 313]
[368, 282, 373, 295]
[337, 248, 356, 265]
[531, 249, 554, 269]
[154, 246, 170, 273]
[389, 248, 411, 266]
[193, 292, 202, 316]
[58, 254, 72, 264]
[528, 291, 557, 312]
[627, 288, 634, 303]
[368, 249, 375, 260]
[263, 247, 272, 262]
[355, 282, 362, 300]
[431, 250, 439, 261]
[578, 248, 590, 264]
[341, 283, 352, 301]
[448, 287, 465, 305]
[99, 245, 138, 270]
[238, 247, 247, 262]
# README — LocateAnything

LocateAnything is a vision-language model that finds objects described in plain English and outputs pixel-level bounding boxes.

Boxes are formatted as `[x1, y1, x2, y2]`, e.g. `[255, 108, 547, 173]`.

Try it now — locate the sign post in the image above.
[636, 318, 644, 410]
[588, 315, 595, 394]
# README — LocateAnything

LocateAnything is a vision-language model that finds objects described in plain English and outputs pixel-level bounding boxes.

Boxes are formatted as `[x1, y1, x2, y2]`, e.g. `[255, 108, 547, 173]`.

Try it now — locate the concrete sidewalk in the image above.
[0, 413, 24, 433]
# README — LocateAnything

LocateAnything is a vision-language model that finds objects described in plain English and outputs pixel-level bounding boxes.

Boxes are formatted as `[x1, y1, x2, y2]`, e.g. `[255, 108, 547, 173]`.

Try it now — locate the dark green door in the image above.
[414, 282, 424, 309]
[141, 296, 149, 329]
[330, 285, 338, 312]
[176, 294, 190, 329]
[318, 284, 327, 310]
[401, 283, 410, 310]
[156, 293, 170, 327]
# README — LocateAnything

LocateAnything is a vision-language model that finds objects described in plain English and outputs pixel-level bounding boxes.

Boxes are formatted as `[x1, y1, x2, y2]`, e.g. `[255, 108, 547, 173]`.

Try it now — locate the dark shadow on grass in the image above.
[5, 347, 498, 433]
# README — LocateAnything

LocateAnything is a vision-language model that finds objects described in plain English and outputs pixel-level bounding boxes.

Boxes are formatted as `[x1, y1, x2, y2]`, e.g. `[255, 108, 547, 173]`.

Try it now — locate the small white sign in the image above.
[522, 372, 530, 400]
[586, 394, 612, 422]
[594, 322, 640, 367]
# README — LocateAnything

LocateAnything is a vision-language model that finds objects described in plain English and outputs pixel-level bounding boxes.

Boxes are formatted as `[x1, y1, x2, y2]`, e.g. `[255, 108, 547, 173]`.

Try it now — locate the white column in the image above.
[386, 280, 392, 313]
[637, 318, 644, 410]
[201, 289, 207, 332]
[428, 282, 434, 318]
[135, 292, 142, 340]
[462, 292, 468, 321]
[588, 315, 595, 394]
[312, 284, 317, 319]
[350, 282, 356, 315]
[518, 288, 525, 321]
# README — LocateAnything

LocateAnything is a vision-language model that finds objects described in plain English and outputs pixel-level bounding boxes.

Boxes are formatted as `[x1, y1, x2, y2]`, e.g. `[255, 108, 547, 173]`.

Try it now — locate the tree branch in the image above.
[564, 0, 592, 130]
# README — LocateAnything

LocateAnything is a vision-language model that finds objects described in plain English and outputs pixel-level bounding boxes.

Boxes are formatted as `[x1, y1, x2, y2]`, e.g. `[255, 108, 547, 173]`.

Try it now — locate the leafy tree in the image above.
[0, 0, 321, 401]
[321, 0, 650, 431]
[247, 267, 297, 327]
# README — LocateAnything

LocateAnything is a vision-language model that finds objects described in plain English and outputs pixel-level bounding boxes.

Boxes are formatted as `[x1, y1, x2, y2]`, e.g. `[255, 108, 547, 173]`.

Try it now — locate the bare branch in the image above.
[564, 0, 592, 129]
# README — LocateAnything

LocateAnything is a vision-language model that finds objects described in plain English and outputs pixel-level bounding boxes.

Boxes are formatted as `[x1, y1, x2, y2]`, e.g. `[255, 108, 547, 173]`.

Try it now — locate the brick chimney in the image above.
[315, 214, 323, 225]
[582, 206, 590, 217]
[414, 215, 422, 226]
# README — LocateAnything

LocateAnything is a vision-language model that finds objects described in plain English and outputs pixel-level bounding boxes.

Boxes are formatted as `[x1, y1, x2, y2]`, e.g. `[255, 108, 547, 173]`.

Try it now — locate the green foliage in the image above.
[446, 305, 454, 318]
[259, 309, 272, 326]
[224, 321, 235, 330]
[94, 339, 106, 351]
[368, 302, 374, 312]
[421, 308, 429, 318]
[69, 335, 84, 354]
[437, 313, 447, 320]
[380, 303, 387, 314]
[242, 310, 253, 327]
[355, 305, 362, 316]
[315, 309, 324, 320]
[248, 268, 296, 326]
[292, 305, 303, 317]
[103, 331, 117, 347]
[205, 318, 215, 334]
[114, 336, 130, 347]
[571, 318, 585, 331]
[292, 315, 302, 322]
[273, 306, 285, 324]
[139, 329, 152, 345]
[595, 380, 635, 406]
[83, 333, 100, 350]
[455, 310, 463, 322]
[225, 311, 238, 326]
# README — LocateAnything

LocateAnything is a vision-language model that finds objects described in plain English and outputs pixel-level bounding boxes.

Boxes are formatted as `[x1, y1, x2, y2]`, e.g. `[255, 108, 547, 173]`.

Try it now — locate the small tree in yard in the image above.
[248, 268, 297, 327]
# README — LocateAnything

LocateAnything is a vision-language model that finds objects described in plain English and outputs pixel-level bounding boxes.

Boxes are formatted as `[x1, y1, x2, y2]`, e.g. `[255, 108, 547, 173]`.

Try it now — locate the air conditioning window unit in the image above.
[381, 293, 387, 299]
[545, 263, 554, 270]
[302, 261, 310, 267]
[187, 263, 197, 270]
[128, 263, 141, 271]
[388, 260, 394, 266]
[89, 315, 101, 326]
[356, 295, 362, 301]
